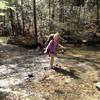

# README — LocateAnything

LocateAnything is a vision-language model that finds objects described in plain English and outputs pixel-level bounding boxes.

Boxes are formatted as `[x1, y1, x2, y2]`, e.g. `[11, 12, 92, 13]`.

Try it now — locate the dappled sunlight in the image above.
[0, 0, 100, 99]
[0, 43, 100, 99]
[0, 37, 9, 43]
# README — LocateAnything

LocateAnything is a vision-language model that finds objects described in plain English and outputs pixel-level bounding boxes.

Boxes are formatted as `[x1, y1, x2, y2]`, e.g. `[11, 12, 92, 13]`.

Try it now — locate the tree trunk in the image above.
[49, 0, 55, 32]
[96, 0, 99, 25]
[52, 0, 55, 20]
[33, 0, 38, 44]
[9, 9, 14, 35]
[3, 13, 5, 26]
[49, 0, 51, 32]
[21, 0, 25, 34]
[59, 0, 64, 23]
[16, 1, 21, 35]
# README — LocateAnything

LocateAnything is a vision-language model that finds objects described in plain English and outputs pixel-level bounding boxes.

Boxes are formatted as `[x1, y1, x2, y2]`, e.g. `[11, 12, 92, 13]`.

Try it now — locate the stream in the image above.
[0, 37, 100, 100]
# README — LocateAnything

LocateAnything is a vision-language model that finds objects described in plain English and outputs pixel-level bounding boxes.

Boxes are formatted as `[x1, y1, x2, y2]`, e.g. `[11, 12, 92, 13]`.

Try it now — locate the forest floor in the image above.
[0, 40, 100, 100]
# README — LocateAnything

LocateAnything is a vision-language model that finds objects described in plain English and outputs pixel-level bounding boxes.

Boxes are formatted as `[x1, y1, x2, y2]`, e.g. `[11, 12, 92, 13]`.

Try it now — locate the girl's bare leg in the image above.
[49, 53, 55, 68]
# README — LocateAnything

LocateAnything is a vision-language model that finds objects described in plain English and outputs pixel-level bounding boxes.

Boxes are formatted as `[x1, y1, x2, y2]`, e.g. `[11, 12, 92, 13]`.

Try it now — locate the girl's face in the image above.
[54, 34, 60, 42]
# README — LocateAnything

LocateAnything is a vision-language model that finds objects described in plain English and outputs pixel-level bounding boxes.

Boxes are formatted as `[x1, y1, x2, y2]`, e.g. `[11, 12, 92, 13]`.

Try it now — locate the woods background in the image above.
[0, 0, 100, 45]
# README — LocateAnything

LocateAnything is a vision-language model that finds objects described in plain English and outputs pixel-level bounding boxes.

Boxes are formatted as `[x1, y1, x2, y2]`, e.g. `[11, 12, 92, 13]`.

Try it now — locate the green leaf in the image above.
[7, 6, 16, 11]
[0, 1, 7, 9]
[2, 1, 8, 4]
[0, 13, 5, 16]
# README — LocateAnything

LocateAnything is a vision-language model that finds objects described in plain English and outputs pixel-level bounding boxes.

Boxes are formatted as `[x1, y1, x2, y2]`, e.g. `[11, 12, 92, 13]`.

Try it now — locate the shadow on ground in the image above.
[53, 67, 80, 79]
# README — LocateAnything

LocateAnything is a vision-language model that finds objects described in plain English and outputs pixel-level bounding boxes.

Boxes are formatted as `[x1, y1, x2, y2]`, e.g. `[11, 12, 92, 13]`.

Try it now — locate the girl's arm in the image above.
[58, 43, 66, 49]
[46, 40, 53, 49]
[44, 40, 53, 53]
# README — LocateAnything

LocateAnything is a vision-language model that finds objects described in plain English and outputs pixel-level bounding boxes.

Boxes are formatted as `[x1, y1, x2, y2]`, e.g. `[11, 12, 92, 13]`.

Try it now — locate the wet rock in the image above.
[95, 82, 100, 91]
[46, 75, 55, 80]
[7, 35, 36, 48]
[64, 78, 71, 84]
[62, 31, 82, 45]
[0, 91, 10, 100]
[28, 74, 34, 78]
[54, 89, 64, 95]
[0, 65, 17, 76]
[83, 32, 100, 45]
[0, 90, 19, 100]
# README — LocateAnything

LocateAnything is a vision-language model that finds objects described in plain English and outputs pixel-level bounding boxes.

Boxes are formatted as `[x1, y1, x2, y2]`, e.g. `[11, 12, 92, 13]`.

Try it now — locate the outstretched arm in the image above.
[58, 43, 66, 49]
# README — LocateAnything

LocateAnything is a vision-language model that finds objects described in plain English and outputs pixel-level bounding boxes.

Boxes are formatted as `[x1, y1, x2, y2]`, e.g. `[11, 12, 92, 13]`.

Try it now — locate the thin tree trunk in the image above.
[59, 0, 64, 23]
[33, 0, 38, 43]
[9, 9, 14, 35]
[96, 0, 99, 25]
[79, 5, 81, 23]
[49, 0, 51, 32]
[49, 0, 55, 32]
[3, 14, 5, 36]
[3, 13, 5, 26]
[52, 0, 55, 20]
[21, 0, 25, 34]
[16, 1, 20, 35]
[50, 0, 55, 31]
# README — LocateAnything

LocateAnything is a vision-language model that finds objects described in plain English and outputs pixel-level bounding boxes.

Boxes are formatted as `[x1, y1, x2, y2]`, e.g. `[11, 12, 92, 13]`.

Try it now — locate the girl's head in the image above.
[54, 29, 66, 41]
[58, 28, 66, 36]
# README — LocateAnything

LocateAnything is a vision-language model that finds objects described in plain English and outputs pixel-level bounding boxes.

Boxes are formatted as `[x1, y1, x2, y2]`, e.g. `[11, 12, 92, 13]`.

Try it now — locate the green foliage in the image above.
[0, 13, 5, 16]
[87, 0, 96, 9]
[0, 1, 7, 10]
[74, 0, 85, 6]
[7, 6, 16, 11]
[0, 0, 16, 16]
[2, 0, 16, 5]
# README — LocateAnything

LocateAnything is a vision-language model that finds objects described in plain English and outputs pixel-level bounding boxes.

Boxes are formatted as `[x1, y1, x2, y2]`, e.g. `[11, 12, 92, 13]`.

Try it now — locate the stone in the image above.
[95, 82, 100, 91]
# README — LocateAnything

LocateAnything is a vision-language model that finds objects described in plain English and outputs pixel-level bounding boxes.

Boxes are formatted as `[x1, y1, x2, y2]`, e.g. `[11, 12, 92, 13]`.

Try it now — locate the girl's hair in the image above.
[61, 28, 67, 33]
[57, 29, 66, 37]
[58, 28, 67, 34]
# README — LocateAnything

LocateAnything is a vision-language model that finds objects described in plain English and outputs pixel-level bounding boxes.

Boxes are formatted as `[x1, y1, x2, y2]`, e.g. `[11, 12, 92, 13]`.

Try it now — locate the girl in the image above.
[44, 31, 66, 69]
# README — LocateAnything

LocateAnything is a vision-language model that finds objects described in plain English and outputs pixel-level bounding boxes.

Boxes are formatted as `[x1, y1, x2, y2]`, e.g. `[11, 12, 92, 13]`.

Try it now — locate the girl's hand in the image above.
[62, 46, 66, 49]
[44, 48, 47, 53]
[58, 43, 66, 49]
